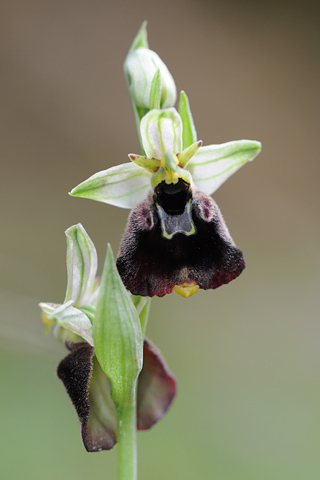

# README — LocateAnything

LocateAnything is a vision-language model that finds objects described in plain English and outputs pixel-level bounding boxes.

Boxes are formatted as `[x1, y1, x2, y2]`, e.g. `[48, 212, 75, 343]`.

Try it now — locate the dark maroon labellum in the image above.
[117, 191, 245, 297]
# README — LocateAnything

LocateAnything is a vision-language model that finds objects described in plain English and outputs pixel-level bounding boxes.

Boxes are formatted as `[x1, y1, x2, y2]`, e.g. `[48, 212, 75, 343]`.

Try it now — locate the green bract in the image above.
[70, 106, 261, 208]
[94, 245, 143, 408]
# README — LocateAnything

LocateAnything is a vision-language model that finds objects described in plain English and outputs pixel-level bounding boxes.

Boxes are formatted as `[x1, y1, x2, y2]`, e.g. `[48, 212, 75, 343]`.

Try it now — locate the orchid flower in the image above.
[70, 104, 261, 298]
[39, 223, 176, 451]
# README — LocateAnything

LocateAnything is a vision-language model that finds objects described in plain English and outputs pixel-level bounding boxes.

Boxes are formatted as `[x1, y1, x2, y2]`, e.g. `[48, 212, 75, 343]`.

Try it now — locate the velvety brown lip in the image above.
[117, 191, 245, 297]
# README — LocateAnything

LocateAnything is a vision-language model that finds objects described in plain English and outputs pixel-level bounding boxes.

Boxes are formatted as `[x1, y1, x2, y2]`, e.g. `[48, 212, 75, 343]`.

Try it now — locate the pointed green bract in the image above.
[93, 245, 143, 408]
[187, 140, 262, 195]
[141, 108, 182, 160]
[127, 20, 149, 54]
[70, 163, 151, 209]
[124, 22, 149, 154]
[64, 224, 98, 306]
[178, 91, 197, 150]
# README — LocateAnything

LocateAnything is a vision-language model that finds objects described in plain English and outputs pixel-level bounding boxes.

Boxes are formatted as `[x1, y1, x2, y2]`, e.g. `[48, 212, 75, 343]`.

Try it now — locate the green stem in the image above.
[117, 398, 138, 480]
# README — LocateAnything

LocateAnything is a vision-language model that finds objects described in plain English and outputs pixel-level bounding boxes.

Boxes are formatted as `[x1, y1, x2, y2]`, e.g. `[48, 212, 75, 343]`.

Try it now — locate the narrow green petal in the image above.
[70, 163, 152, 209]
[178, 91, 197, 149]
[177, 140, 202, 168]
[94, 245, 143, 408]
[129, 154, 160, 173]
[187, 140, 262, 195]
[64, 223, 98, 306]
[141, 108, 182, 160]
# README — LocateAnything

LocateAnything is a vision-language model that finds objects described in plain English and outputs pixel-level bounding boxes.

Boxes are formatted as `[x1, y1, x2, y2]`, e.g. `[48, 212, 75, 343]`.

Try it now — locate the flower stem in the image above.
[117, 397, 138, 480]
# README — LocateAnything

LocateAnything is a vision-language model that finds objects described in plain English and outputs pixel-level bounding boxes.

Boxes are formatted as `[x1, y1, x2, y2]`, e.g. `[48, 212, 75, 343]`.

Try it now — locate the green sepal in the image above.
[69, 162, 151, 209]
[93, 245, 143, 408]
[64, 224, 98, 306]
[39, 301, 94, 346]
[187, 139, 262, 195]
[178, 91, 197, 149]
[149, 69, 161, 109]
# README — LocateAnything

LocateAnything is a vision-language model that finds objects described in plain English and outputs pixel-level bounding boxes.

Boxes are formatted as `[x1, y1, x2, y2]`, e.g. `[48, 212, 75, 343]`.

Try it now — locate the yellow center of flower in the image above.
[174, 282, 199, 298]
[161, 154, 179, 184]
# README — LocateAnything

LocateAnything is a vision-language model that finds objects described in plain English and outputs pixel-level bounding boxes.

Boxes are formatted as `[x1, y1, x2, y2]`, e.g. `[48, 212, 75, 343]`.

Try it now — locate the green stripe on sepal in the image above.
[188, 139, 262, 196]
[93, 245, 143, 408]
[69, 163, 152, 209]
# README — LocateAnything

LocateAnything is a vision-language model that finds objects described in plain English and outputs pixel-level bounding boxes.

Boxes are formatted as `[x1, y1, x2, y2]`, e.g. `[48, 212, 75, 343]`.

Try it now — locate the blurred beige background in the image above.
[1, 0, 320, 479]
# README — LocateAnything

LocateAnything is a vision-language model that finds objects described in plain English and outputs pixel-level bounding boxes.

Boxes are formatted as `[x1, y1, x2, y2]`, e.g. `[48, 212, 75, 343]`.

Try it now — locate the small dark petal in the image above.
[57, 343, 117, 452]
[116, 192, 245, 297]
[137, 338, 176, 430]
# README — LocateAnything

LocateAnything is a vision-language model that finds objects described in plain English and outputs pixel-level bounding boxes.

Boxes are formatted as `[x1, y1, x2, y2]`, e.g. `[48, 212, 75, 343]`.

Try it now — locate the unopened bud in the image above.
[125, 47, 176, 109]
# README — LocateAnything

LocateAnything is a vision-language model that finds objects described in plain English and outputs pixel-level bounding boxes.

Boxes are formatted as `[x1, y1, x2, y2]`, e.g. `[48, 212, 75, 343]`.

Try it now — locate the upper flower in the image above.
[70, 106, 261, 297]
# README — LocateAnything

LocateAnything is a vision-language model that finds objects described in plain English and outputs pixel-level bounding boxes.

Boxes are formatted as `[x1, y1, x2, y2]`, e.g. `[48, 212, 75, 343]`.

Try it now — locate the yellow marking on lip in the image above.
[174, 283, 199, 298]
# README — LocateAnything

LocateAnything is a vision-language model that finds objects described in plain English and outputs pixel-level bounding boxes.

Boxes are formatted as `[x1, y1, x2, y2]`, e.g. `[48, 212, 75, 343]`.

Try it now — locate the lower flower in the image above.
[58, 338, 176, 452]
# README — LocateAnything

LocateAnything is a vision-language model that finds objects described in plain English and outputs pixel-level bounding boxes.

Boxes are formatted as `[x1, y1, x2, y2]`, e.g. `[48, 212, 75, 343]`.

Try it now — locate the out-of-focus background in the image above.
[1, 0, 319, 479]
